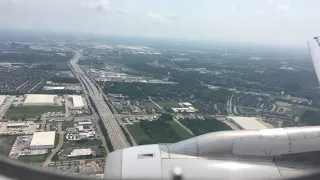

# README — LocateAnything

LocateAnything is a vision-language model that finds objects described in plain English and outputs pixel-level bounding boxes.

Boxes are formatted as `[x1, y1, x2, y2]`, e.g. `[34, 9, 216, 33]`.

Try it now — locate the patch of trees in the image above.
[104, 82, 147, 99]
[103, 96, 115, 113]
[180, 118, 232, 136]
[120, 125, 133, 146]
[0, 52, 71, 63]
[300, 110, 320, 126]
[159, 113, 173, 121]
[49, 76, 79, 84]
[38, 89, 80, 95]
[104, 82, 191, 100]
[98, 118, 114, 152]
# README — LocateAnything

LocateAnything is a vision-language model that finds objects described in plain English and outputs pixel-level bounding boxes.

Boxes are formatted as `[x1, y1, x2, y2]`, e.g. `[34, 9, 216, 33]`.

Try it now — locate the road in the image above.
[70, 51, 129, 150]
[227, 94, 235, 116]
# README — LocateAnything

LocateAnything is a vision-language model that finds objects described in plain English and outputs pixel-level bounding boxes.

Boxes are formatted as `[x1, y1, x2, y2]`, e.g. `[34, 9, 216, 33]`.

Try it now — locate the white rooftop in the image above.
[70, 95, 84, 107]
[24, 94, 56, 104]
[0, 95, 6, 106]
[68, 148, 93, 157]
[228, 116, 268, 130]
[30, 131, 55, 147]
[78, 121, 92, 125]
[182, 102, 192, 106]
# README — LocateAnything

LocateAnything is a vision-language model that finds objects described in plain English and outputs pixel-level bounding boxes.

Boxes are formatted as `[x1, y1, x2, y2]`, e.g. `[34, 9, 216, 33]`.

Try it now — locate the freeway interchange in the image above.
[70, 51, 129, 150]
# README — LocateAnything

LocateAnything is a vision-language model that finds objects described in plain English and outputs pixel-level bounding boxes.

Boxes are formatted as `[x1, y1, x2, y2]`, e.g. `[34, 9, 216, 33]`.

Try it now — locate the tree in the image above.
[159, 113, 173, 121]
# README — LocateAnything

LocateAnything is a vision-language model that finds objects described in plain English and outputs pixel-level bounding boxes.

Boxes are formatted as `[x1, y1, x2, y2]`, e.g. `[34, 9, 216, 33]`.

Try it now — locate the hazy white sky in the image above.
[1, 0, 320, 45]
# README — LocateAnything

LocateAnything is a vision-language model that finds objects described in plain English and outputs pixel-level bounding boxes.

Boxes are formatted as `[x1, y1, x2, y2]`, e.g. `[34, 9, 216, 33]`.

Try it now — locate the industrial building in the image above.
[78, 121, 92, 125]
[24, 94, 56, 106]
[179, 102, 193, 108]
[68, 148, 93, 158]
[172, 102, 197, 113]
[227, 116, 268, 130]
[0, 95, 6, 106]
[30, 131, 56, 149]
[69, 95, 84, 110]
[172, 107, 197, 113]
[7, 122, 29, 128]
[43, 86, 65, 90]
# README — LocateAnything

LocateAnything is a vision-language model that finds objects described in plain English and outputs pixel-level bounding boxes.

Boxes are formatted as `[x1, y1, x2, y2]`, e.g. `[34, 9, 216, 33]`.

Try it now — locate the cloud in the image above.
[115, 10, 130, 17]
[147, 13, 164, 23]
[166, 13, 179, 19]
[268, 0, 275, 4]
[277, 3, 290, 12]
[258, 10, 266, 16]
[82, 0, 111, 11]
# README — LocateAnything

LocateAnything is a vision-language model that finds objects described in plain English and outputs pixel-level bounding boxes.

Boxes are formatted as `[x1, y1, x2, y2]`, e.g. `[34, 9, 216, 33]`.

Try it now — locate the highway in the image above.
[70, 51, 129, 150]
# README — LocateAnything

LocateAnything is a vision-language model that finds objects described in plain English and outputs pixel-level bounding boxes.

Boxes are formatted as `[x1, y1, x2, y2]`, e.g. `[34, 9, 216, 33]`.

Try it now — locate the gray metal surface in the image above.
[308, 38, 320, 85]
[105, 126, 320, 180]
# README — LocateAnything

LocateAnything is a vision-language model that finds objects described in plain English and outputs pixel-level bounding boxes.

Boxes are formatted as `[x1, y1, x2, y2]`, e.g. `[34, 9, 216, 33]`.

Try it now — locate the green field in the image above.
[126, 123, 151, 144]
[54, 133, 59, 149]
[0, 136, 17, 156]
[239, 106, 257, 114]
[18, 154, 49, 163]
[154, 101, 181, 108]
[168, 121, 193, 139]
[4, 105, 65, 119]
[62, 139, 103, 148]
[127, 120, 193, 145]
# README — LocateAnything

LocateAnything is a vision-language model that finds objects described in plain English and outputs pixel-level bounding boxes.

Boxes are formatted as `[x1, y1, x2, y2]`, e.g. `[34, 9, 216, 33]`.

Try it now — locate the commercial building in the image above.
[24, 94, 56, 106]
[69, 95, 84, 110]
[78, 121, 92, 125]
[172, 107, 197, 113]
[7, 122, 29, 128]
[30, 131, 56, 149]
[79, 132, 95, 139]
[43, 86, 65, 90]
[68, 148, 93, 158]
[179, 102, 193, 108]
[0, 95, 6, 106]
[227, 116, 268, 130]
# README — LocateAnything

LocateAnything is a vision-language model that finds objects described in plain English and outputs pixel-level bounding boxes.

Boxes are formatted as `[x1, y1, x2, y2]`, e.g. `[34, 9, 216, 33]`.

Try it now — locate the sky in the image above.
[1, 0, 320, 46]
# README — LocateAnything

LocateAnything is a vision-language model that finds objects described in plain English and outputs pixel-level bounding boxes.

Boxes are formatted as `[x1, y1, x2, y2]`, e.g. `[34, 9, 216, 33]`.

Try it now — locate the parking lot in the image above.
[0, 122, 38, 135]
[0, 96, 15, 120]
[8, 135, 33, 159]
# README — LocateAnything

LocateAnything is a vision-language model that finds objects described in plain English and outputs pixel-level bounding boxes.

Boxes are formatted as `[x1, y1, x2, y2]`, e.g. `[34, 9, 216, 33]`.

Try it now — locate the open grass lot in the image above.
[0, 136, 16, 156]
[126, 123, 150, 145]
[127, 120, 192, 145]
[238, 106, 257, 114]
[18, 154, 49, 163]
[62, 139, 103, 148]
[4, 105, 65, 119]
[168, 121, 193, 139]
[138, 100, 158, 109]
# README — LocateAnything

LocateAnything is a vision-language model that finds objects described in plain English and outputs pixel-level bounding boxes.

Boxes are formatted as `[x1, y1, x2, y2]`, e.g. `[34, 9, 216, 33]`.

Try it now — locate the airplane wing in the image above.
[308, 37, 320, 85]
[104, 126, 320, 180]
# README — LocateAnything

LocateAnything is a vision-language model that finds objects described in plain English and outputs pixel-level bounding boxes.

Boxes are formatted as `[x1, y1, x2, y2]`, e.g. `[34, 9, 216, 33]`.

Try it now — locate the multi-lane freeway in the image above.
[70, 51, 129, 150]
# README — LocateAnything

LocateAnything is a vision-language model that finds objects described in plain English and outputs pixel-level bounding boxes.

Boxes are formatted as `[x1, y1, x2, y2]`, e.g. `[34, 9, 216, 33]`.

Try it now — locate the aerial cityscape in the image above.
[0, 29, 319, 178]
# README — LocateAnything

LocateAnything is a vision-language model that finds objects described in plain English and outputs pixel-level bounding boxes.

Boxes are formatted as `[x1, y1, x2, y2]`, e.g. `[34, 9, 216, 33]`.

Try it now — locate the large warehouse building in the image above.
[0, 95, 6, 106]
[24, 94, 56, 106]
[227, 116, 268, 130]
[30, 131, 56, 149]
[69, 95, 84, 110]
